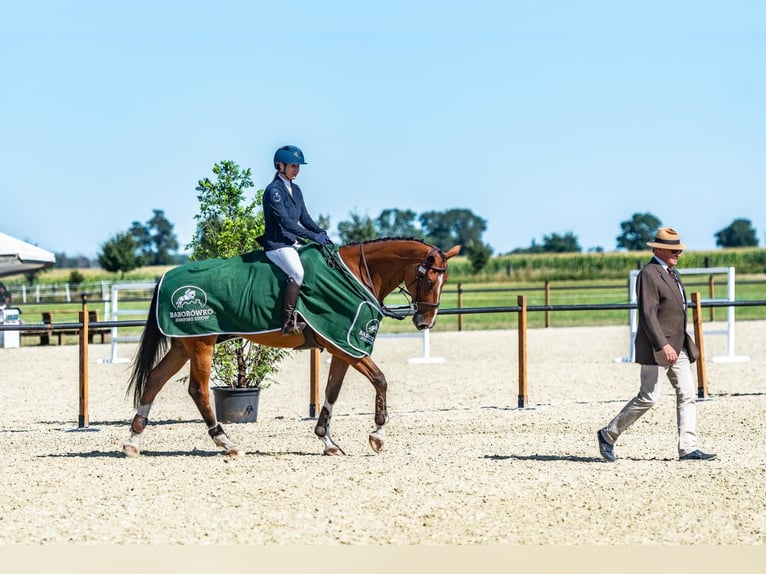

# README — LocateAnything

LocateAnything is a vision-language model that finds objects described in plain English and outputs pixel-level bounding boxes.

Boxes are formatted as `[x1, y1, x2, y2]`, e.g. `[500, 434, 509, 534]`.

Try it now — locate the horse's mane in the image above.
[344, 236, 431, 248]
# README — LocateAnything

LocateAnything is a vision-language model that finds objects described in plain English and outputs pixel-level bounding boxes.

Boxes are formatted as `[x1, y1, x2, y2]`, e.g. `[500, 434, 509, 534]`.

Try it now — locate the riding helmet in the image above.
[273, 145, 307, 168]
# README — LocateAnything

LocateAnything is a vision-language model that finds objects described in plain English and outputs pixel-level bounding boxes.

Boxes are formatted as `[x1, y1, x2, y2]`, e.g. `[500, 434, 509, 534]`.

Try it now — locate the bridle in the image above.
[410, 247, 447, 312]
[357, 244, 448, 320]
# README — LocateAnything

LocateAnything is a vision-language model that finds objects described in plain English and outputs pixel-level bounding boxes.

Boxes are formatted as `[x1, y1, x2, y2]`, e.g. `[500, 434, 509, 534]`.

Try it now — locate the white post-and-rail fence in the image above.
[3, 289, 765, 428]
[625, 266, 749, 364]
[99, 282, 156, 364]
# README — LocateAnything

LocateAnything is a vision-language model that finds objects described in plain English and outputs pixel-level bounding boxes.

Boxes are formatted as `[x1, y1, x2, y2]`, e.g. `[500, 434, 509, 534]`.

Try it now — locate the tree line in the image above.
[52, 161, 761, 277]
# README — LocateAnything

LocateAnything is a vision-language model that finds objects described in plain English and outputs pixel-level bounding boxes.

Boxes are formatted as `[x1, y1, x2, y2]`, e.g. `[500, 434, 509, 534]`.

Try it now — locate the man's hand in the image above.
[661, 343, 678, 365]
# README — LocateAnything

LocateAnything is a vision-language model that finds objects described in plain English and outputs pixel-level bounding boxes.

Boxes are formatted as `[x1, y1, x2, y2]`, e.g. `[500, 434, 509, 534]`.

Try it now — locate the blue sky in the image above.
[2, 1, 764, 259]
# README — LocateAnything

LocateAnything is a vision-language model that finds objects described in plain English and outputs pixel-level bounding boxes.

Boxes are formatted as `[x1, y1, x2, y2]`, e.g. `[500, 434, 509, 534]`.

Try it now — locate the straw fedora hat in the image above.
[646, 227, 687, 250]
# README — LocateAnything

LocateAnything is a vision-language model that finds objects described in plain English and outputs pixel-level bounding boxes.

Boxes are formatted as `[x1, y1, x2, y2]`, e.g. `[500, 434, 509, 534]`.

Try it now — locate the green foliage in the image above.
[98, 232, 145, 277]
[419, 208, 486, 251]
[67, 270, 85, 285]
[54, 253, 93, 268]
[210, 339, 291, 389]
[188, 160, 263, 260]
[316, 214, 332, 234]
[376, 208, 423, 239]
[512, 231, 582, 254]
[715, 218, 759, 248]
[129, 210, 180, 265]
[143, 209, 179, 265]
[542, 231, 581, 253]
[335, 207, 485, 250]
[187, 160, 291, 388]
[466, 241, 493, 273]
[616, 212, 661, 251]
[337, 210, 377, 243]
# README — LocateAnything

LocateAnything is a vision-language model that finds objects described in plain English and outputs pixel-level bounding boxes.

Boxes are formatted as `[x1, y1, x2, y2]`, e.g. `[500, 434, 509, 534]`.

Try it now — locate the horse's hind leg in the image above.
[314, 356, 351, 455]
[184, 338, 241, 457]
[122, 340, 188, 458]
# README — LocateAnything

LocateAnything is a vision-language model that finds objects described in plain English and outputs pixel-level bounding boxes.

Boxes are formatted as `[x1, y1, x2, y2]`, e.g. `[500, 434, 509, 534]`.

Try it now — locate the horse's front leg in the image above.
[315, 356, 350, 455]
[367, 364, 389, 453]
[351, 357, 389, 453]
[122, 341, 188, 458]
[185, 339, 241, 457]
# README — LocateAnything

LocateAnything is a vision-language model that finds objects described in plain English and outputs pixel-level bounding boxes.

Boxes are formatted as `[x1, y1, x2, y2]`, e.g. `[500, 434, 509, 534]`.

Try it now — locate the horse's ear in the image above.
[445, 245, 461, 259]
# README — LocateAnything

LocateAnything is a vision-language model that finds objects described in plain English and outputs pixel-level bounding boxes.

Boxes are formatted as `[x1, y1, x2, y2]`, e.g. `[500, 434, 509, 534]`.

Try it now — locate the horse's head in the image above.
[404, 243, 461, 330]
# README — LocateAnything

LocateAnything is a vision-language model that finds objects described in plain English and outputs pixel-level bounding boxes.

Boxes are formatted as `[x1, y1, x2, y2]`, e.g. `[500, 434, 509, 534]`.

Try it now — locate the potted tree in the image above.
[187, 160, 291, 423]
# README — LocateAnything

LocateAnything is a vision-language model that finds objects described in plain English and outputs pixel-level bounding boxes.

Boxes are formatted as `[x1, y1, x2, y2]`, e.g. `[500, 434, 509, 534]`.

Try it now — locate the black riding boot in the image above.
[281, 277, 306, 335]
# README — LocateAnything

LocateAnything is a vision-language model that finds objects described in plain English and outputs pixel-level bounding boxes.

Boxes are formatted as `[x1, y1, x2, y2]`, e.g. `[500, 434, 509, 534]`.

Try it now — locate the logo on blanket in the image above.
[167, 286, 215, 324]
[357, 319, 380, 345]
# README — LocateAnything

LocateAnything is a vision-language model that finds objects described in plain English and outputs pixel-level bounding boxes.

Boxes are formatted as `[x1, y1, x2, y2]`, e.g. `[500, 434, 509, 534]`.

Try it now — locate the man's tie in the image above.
[667, 267, 679, 284]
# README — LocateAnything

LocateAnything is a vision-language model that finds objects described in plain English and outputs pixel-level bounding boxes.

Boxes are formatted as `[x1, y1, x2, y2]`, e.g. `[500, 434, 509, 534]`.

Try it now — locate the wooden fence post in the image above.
[78, 294, 90, 428]
[517, 295, 528, 408]
[544, 280, 551, 328]
[457, 283, 464, 332]
[691, 292, 708, 399]
[310, 348, 320, 417]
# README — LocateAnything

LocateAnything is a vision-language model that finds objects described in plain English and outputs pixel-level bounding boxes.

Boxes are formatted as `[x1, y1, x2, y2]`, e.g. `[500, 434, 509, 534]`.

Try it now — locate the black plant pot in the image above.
[212, 386, 261, 423]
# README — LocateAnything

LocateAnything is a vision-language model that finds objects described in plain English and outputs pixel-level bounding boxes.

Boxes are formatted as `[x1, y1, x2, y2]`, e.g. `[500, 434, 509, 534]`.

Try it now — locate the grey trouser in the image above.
[602, 351, 698, 456]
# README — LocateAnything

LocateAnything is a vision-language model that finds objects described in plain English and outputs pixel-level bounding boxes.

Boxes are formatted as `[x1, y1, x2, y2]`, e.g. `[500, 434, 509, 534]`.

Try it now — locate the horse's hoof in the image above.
[122, 444, 140, 458]
[223, 446, 242, 457]
[368, 434, 385, 453]
[323, 446, 344, 456]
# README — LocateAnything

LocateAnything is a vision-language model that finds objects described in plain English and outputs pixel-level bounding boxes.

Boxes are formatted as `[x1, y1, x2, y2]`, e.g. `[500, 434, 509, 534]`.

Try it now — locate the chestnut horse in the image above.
[122, 238, 460, 458]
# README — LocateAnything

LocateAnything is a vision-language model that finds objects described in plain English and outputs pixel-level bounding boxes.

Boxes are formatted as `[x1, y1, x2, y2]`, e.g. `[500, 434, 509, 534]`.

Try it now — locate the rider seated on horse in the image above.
[257, 145, 331, 335]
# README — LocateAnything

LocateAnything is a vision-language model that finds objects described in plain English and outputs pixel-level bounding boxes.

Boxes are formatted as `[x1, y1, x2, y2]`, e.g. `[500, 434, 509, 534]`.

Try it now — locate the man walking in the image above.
[597, 227, 717, 462]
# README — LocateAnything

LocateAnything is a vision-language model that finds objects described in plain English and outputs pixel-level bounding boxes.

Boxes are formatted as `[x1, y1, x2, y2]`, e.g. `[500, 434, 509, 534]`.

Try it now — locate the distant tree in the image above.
[98, 232, 145, 277]
[129, 220, 152, 258]
[337, 211, 378, 243]
[54, 252, 93, 268]
[511, 238, 544, 254]
[147, 209, 179, 264]
[316, 214, 331, 238]
[616, 213, 662, 251]
[715, 218, 759, 248]
[419, 208, 486, 251]
[376, 208, 423, 239]
[130, 209, 179, 265]
[67, 270, 85, 286]
[466, 240, 493, 273]
[23, 269, 45, 285]
[542, 232, 581, 253]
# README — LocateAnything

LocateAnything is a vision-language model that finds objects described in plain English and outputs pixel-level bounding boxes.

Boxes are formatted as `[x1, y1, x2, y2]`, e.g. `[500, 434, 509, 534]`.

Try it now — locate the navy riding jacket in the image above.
[257, 176, 325, 251]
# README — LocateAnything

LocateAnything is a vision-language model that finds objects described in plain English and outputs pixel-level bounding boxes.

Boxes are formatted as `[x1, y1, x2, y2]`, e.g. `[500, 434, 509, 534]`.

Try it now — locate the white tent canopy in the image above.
[0, 231, 56, 278]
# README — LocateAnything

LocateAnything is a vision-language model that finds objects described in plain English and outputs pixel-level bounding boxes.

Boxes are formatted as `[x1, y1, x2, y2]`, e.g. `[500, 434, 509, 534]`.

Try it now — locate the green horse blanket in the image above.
[156, 245, 383, 358]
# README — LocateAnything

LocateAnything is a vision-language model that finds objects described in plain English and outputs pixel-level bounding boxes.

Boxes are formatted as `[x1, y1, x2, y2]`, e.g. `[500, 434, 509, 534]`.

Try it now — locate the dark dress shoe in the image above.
[679, 449, 717, 461]
[597, 429, 615, 462]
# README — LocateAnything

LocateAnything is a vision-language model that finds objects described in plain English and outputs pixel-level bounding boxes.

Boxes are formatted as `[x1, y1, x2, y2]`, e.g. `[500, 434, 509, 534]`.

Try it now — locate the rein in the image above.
[354, 243, 447, 320]
[320, 241, 448, 321]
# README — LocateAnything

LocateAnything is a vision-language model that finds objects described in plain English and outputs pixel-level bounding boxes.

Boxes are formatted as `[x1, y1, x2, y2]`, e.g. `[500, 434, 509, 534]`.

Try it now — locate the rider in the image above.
[258, 145, 331, 335]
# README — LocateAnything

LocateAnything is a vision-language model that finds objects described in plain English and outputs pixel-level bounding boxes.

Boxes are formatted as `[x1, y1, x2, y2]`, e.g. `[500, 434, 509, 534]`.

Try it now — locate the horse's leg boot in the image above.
[281, 277, 306, 335]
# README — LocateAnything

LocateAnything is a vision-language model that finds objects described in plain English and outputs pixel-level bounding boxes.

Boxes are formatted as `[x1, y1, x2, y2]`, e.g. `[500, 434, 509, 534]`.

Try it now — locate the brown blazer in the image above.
[634, 259, 699, 365]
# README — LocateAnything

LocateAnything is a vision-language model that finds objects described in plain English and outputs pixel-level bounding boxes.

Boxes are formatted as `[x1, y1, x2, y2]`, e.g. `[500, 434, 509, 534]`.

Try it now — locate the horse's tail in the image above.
[127, 284, 169, 408]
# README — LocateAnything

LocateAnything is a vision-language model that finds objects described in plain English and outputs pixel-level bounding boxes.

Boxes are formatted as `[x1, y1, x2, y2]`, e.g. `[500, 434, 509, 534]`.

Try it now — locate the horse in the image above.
[122, 238, 461, 458]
